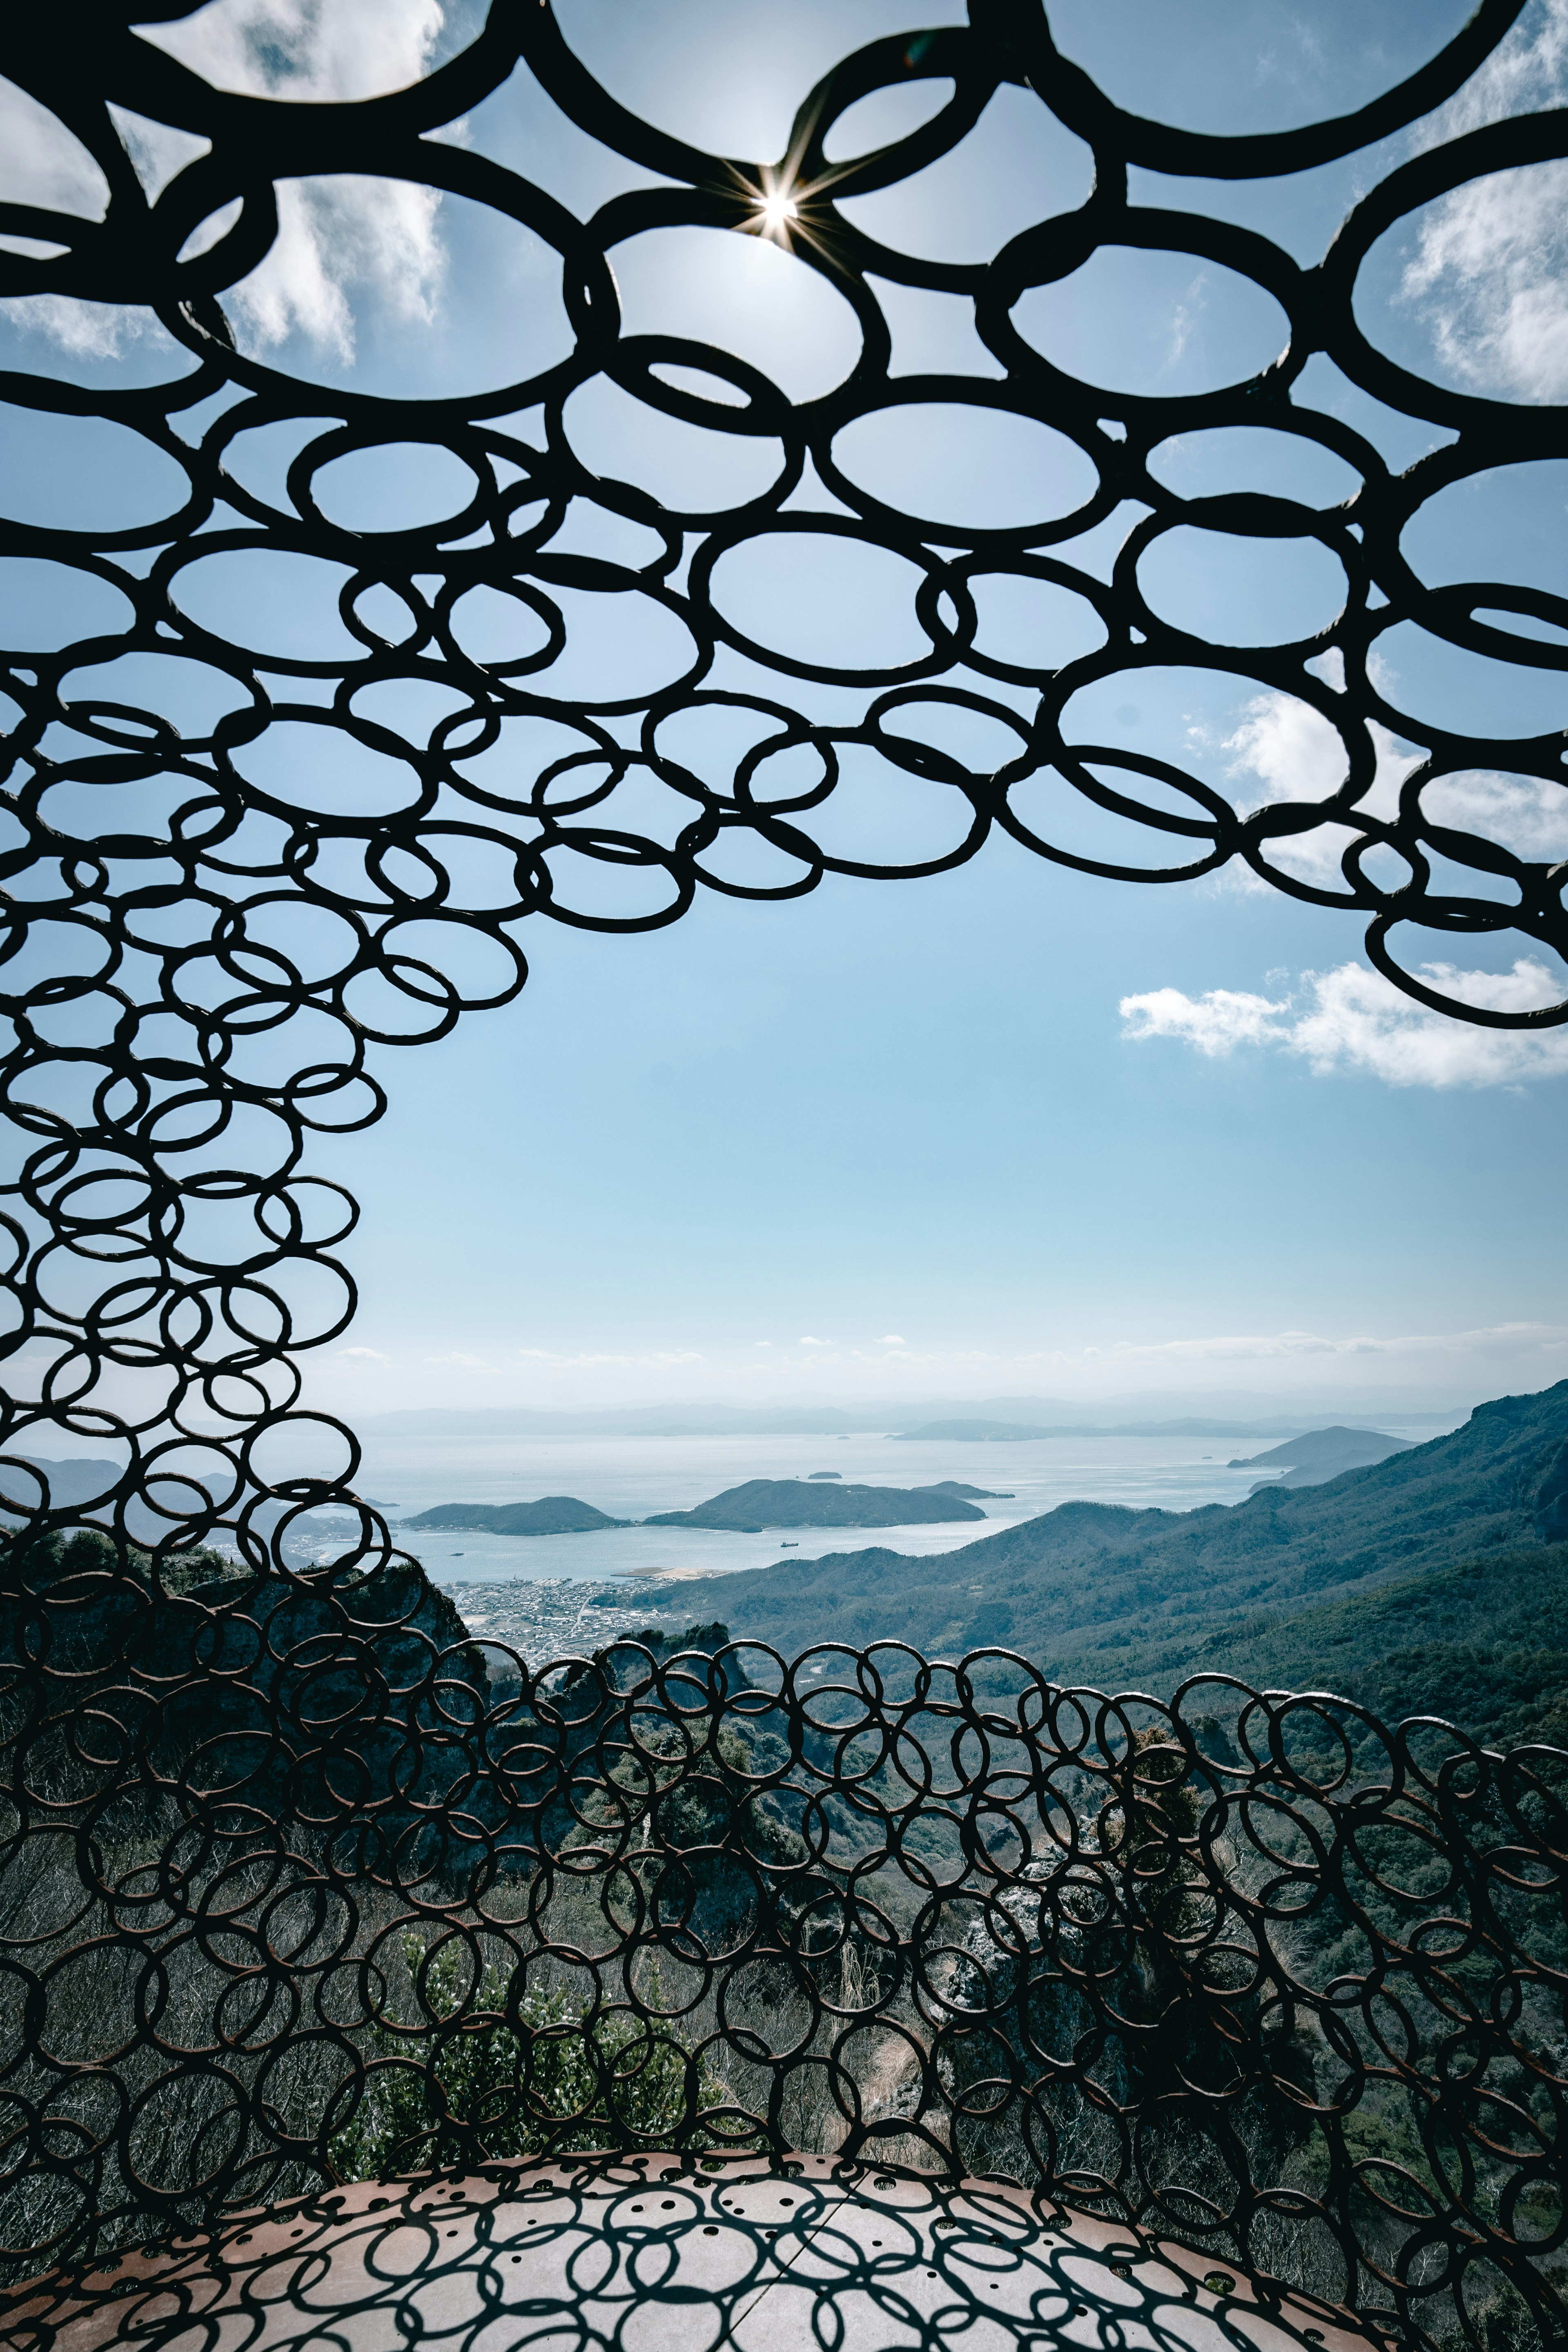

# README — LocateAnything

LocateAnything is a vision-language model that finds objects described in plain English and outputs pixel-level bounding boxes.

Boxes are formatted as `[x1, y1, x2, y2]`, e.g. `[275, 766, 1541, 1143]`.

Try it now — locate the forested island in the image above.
[401, 1479, 1012, 1538]
[404, 1496, 628, 1535]
[645, 1479, 988, 1532]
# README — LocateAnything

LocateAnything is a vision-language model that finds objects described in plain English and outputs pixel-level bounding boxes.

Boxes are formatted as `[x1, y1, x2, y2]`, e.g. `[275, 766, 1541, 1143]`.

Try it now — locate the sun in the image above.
[757, 188, 798, 238]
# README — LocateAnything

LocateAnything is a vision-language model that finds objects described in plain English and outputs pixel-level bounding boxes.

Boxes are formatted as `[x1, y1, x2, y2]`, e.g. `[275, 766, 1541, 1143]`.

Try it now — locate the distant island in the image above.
[894, 1417, 1321, 1442]
[403, 1496, 629, 1535]
[645, 1479, 987, 1532]
[895, 1420, 1059, 1442]
[1229, 1426, 1413, 1489]
[399, 1476, 1017, 1539]
[808, 1473, 1013, 1497]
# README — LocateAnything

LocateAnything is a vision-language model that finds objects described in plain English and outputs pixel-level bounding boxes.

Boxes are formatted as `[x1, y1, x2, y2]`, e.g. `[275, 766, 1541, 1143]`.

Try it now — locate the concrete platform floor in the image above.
[4, 2152, 1385, 2352]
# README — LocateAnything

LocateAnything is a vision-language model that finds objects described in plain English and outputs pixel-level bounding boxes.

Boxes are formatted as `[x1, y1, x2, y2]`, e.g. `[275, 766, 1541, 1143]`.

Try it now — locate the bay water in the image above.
[341, 1419, 1453, 1590]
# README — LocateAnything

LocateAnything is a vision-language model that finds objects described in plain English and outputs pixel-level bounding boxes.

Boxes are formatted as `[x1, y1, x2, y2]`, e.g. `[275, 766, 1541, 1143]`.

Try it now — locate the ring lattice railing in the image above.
[0, 3, 1565, 2346]
[0, 1603, 1564, 2352]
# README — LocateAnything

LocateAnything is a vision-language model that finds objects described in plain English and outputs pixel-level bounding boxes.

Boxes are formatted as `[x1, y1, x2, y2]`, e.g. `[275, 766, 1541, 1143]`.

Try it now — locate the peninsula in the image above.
[1229, 1425, 1412, 1488]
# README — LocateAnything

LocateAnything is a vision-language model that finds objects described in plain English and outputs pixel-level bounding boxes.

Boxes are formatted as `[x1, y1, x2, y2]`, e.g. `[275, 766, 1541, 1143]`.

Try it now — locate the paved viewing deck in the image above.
[7, 2156, 1379, 2352]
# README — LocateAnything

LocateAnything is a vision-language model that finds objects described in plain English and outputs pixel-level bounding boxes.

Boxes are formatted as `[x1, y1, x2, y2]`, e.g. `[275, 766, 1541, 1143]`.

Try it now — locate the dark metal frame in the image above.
[2, 0, 1567, 1556]
[0, 1609, 1564, 2350]
[1, 6, 1566, 2344]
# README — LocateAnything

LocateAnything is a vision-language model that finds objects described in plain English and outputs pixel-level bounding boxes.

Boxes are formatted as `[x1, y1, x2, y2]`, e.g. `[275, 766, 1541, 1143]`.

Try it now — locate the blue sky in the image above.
[2, 0, 1567, 1421]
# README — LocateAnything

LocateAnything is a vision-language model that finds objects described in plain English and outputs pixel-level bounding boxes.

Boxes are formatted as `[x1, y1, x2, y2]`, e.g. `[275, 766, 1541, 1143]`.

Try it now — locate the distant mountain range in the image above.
[891, 1417, 1344, 1443]
[653, 1381, 1568, 1713]
[0, 1455, 301, 1554]
[0, 1457, 125, 1516]
[355, 1396, 1458, 1441]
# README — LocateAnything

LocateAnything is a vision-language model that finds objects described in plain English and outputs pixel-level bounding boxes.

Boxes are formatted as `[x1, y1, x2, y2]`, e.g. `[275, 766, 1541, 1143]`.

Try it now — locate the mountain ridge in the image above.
[646, 1380, 1568, 1687]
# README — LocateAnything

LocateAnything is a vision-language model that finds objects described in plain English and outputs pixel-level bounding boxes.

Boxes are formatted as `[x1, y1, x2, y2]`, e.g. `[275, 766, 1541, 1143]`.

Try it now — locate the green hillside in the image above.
[660, 1381, 1568, 1710]
[1185, 1544, 1568, 1751]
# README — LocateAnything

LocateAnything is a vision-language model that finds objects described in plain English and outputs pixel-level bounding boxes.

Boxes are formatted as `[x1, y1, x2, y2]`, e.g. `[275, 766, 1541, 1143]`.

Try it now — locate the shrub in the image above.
[329, 1938, 733, 2181]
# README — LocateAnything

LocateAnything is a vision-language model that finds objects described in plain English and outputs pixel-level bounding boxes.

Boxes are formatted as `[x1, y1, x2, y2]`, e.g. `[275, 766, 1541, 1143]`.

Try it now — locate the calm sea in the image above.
[337, 1419, 1455, 1587]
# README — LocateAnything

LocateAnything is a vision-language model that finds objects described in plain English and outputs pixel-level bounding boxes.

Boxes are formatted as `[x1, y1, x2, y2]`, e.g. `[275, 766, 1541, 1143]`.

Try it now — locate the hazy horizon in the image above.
[350, 1382, 1492, 1429]
[304, 1341, 1563, 1425]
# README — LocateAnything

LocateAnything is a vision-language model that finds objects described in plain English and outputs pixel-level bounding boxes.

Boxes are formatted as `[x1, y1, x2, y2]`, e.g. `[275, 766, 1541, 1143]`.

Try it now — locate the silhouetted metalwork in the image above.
[0, 1594, 1564, 2350]
[1, 7, 1566, 2347]
[2, 7, 1566, 1553]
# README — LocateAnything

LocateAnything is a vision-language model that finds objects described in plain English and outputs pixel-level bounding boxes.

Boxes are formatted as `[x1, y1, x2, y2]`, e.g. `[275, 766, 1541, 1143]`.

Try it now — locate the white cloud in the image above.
[106, 106, 211, 205]
[0, 76, 109, 220]
[1219, 687, 1568, 887]
[1400, 0, 1568, 401]
[1422, 0, 1568, 140]
[1225, 690, 1348, 811]
[1403, 158, 1568, 402]
[0, 296, 160, 359]
[798, 1335, 833, 1347]
[2, 7, 449, 363]
[1119, 982, 1291, 1057]
[423, 1351, 485, 1366]
[1167, 273, 1207, 368]
[131, 1, 450, 360]
[1222, 686, 1568, 893]
[304, 1316, 1568, 1417]
[225, 173, 445, 358]
[1098, 1320, 1568, 1367]
[1421, 768, 1568, 861]
[1222, 690, 1421, 889]
[138, 0, 446, 103]
[335, 1345, 391, 1361]
[1121, 959, 1568, 1087]
[0, 81, 124, 352]
[877, 1334, 906, 1346]
[1110, 1330, 1367, 1363]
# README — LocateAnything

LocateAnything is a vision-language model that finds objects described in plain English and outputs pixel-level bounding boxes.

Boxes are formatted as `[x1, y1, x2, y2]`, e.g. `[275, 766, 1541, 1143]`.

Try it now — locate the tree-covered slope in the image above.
[1181, 1544, 1568, 1749]
[661, 1380, 1568, 1685]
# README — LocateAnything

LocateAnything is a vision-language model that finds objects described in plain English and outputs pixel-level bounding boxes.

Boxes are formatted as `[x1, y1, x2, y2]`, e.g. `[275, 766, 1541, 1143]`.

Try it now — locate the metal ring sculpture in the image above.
[2, 0, 1568, 1551]
[0, 7, 1565, 2348]
[0, 1611, 1564, 2352]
